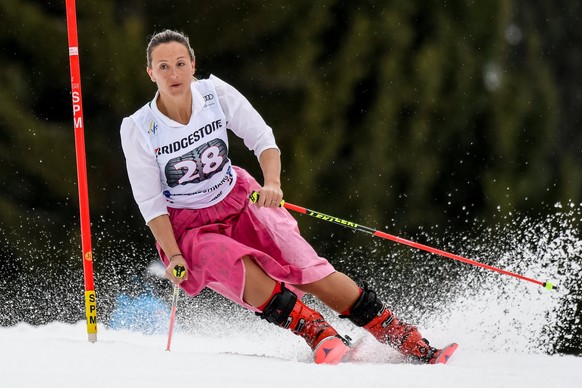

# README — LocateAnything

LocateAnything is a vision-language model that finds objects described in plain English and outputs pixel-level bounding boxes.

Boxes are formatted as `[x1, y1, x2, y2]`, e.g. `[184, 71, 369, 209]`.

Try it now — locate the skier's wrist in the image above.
[169, 253, 183, 262]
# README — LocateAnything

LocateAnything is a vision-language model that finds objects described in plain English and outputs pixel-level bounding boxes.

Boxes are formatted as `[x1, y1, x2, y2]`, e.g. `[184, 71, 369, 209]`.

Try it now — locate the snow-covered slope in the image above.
[1, 318, 580, 388]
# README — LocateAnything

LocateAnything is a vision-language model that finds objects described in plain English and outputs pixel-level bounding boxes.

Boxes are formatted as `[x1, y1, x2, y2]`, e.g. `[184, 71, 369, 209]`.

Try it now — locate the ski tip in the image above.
[313, 336, 351, 365]
[430, 343, 459, 365]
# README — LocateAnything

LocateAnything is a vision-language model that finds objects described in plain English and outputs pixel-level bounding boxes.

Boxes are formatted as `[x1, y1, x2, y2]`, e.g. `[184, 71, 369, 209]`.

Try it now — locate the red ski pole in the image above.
[65, 0, 98, 342]
[249, 192, 556, 291]
[166, 265, 185, 351]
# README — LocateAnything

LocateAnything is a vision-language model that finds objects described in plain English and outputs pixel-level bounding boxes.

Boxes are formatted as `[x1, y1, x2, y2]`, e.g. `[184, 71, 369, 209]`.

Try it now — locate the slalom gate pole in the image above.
[249, 192, 556, 291]
[65, 0, 98, 342]
[166, 265, 185, 351]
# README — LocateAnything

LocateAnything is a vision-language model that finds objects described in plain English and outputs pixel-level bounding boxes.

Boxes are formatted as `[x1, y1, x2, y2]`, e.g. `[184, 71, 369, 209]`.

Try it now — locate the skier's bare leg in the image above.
[241, 255, 276, 307]
[294, 272, 360, 313]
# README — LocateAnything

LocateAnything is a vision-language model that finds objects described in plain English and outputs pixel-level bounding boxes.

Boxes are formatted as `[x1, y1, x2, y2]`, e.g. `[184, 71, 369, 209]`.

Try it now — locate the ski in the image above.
[220, 340, 458, 365]
[313, 336, 352, 364]
[315, 338, 459, 365]
[429, 343, 458, 365]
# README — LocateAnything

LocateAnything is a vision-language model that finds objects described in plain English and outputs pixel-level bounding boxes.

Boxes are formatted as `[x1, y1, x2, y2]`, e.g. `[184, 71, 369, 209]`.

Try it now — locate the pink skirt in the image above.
[158, 166, 336, 311]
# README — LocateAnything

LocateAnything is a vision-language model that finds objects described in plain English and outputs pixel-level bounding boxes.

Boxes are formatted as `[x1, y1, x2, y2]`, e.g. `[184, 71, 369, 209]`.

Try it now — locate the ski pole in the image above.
[166, 265, 185, 351]
[249, 192, 556, 291]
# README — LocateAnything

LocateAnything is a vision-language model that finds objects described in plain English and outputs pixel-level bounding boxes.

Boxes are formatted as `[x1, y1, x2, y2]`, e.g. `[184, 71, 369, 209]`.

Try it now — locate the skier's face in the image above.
[147, 41, 196, 98]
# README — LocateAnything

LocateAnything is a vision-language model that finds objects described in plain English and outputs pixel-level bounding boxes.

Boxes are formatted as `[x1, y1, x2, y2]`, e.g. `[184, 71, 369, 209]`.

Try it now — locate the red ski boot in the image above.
[363, 305, 437, 363]
[259, 283, 350, 364]
[340, 283, 455, 364]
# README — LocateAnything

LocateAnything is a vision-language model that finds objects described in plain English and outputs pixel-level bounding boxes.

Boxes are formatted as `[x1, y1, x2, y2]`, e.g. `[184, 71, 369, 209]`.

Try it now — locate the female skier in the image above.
[120, 29, 454, 364]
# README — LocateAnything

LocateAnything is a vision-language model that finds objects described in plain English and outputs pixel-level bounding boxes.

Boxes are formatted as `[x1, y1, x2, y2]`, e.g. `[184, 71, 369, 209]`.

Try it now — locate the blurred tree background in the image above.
[0, 1, 580, 355]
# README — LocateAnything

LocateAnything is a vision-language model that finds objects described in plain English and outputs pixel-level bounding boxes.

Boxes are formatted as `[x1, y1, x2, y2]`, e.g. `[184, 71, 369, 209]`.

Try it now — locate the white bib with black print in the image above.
[131, 79, 236, 209]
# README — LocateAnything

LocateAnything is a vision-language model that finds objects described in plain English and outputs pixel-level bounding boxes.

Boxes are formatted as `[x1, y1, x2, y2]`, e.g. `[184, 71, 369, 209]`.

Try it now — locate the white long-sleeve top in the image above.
[120, 74, 279, 224]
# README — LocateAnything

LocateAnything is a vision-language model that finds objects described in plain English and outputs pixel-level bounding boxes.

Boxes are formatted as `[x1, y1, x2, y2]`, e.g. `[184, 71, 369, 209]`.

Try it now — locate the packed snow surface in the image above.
[1, 316, 580, 388]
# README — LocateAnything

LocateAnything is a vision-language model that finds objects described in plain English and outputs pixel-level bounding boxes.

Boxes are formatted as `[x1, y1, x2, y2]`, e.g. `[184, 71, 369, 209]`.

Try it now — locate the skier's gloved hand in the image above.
[165, 254, 189, 284]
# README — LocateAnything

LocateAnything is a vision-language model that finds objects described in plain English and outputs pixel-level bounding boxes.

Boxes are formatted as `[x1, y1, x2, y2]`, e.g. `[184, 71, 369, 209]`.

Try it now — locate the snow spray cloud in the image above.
[0, 219, 85, 326]
[304, 202, 581, 356]
[0, 213, 162, 327]
[418, 202, 581, 355]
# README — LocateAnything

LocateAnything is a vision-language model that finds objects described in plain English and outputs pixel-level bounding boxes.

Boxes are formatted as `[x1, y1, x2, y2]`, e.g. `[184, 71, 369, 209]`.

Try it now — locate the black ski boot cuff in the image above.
[339, 282, 384, 327]
[256, 283, 297, 326]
